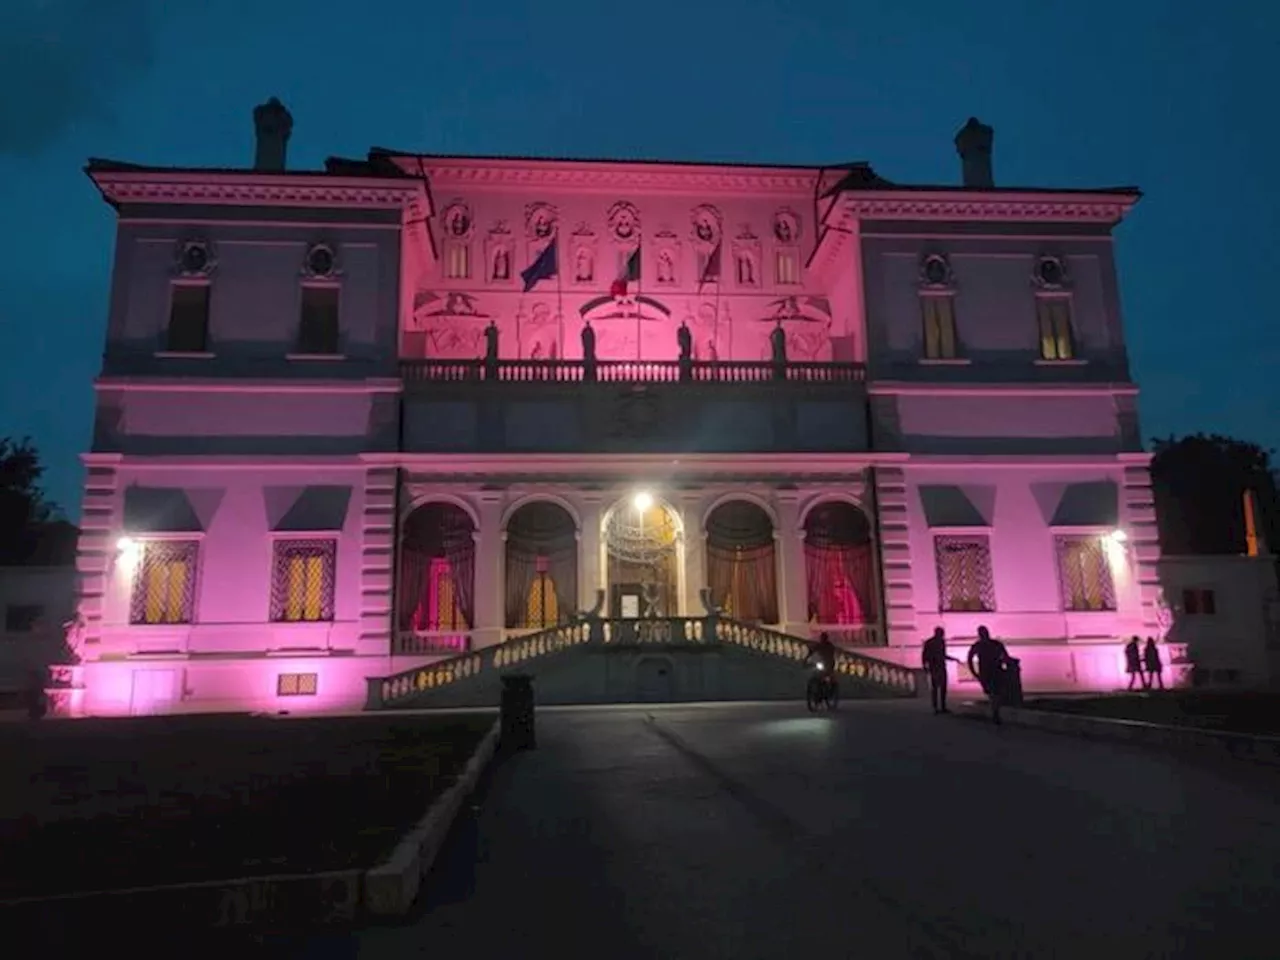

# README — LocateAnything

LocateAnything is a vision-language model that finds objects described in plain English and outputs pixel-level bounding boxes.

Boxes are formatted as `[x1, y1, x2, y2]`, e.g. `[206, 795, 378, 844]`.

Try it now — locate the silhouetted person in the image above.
[581, 321, 597, 381]
[770, 321, 787, 380]
[1124, 636, 1143, 691]
[967, 626, 1012, 724]
[1143, 637, 1164, 690]
[921, 627, 960, 714]
[23, 669, 47, 721]
[483, 320, 499, 380]
[804, 631, 837, 673]
[677, 321, 693, 380]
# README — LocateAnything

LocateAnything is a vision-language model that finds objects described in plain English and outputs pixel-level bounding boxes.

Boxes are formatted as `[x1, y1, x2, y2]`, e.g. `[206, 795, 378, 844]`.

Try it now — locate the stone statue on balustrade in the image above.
[483, 319, 499, 379]
[581, 321, 597, 381]
[770, 321, 788, 380]
[677, 321, 693, 380]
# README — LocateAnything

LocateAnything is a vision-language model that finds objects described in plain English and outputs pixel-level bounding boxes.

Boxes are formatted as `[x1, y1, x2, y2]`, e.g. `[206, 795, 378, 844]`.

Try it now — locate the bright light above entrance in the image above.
[632, 491, 654, 512]
[1106, 529, 1127, 544]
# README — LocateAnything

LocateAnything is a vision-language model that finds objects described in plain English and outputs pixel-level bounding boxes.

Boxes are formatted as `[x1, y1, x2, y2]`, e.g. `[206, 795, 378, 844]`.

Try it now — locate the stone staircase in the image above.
[367, 612, 923, 710]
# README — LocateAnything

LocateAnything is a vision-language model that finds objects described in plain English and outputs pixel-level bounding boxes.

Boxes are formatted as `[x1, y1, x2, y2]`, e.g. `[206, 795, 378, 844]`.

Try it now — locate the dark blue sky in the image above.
[1, 0, 1274, 516]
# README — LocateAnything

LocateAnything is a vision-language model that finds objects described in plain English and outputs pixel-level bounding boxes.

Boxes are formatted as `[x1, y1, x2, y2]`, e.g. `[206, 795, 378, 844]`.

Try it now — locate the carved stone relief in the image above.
[607, 201, 641, 246]
[411, 290, 491, 358]
[570, 223, 597, 285]
[732, 225, 761, 288]
[690, 205, 722, 249]
[442, 201, 473, 240]
[772, 209, 801, 244]
[519, 301, 559, 359]
[524, 202, 558, 241]
[484, 222, 514, 284]
[653, 228, 680, 286]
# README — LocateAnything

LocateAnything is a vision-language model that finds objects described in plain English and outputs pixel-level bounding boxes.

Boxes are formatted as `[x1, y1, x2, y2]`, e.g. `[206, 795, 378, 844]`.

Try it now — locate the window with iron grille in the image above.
[130, 540, 199, 625]
[277, 672, 318, 696]
[934, 535, 995, 612]
[1055, 535, 1116, 611]
[1036, 297, 1074, 360]
[167, 284, 210, 352]
[297, 286, 340, 354]
[522, 569, 561, 629]
[271, 539, 336, 622]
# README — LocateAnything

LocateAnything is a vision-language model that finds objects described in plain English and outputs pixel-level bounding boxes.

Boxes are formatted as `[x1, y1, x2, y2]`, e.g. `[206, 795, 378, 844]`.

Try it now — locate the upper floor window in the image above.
[4, 604, 43, 632]
[446, 243, 470, 280]
[271, 538, 337, 622]
[1182, 587, 1217, 615]
[131, 540, 199, 625]
[297, 286, 340, 355]
[1055, 535, 1116, 612]
[921, 295, 959, 360]
[775, 250, 799, 285]
[934, 535, 994, 612]
[1037, 297, 1075, 361]
[167, 283, 210, 353]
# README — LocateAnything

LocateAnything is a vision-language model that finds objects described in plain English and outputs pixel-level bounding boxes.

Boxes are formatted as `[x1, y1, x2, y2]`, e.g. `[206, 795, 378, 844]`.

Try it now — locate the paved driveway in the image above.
[360, 701, 1280, 959]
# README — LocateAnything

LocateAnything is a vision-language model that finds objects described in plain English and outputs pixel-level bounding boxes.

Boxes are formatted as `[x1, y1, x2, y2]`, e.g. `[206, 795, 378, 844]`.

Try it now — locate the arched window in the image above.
[803, 501, 876, 625]
[399, 502, 475, 632]
[706, 501, 778, 623]
[505, 502, 577, 629]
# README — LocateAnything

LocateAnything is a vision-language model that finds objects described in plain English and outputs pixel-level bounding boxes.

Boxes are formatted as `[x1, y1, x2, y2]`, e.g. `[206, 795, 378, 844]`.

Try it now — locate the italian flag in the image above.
[610, 247, 640, 299]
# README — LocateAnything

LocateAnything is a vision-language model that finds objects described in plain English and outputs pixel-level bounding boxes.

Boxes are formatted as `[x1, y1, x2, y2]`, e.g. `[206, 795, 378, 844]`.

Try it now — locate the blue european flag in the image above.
[520, 239, 558, 292]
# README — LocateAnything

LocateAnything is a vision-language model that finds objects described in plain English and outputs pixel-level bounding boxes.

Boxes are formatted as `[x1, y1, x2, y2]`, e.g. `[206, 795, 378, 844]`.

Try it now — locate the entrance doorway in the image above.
[602, 497, 683, 618]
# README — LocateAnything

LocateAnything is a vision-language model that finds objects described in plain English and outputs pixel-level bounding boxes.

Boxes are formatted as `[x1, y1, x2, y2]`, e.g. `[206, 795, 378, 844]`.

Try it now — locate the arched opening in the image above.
[803, 501, 877, 626]
[603, 498, 682, 618]
[705, 500, 778, 623]
[399, 502, 475, 635]
[505, 501, 578, 630]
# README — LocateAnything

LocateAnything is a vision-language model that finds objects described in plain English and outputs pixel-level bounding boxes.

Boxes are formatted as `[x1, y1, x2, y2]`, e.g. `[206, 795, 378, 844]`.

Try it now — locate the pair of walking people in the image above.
[1124, 636, 1165, 690]
[921, 626, 1017, 723]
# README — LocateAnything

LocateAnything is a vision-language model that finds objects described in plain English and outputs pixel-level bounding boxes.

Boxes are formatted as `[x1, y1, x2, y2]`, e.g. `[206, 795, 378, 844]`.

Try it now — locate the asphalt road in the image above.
[351, 701, 1280, 959]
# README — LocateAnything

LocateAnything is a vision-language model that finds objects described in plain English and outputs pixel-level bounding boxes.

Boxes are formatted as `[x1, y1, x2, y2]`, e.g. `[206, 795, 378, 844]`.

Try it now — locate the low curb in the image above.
[1, 717, 503, 930]
[956, 701, 1280, 767]
[363, 716, 502, 916]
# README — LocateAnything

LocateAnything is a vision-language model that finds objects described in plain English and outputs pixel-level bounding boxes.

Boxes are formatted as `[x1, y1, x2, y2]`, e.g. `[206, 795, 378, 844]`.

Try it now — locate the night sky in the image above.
[0, 1, 1274, 517]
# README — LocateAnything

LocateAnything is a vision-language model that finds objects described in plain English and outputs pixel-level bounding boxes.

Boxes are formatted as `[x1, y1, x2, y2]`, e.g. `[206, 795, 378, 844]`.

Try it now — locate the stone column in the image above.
[678, 492, 706, 618]
[578, 494, 604, 613]
[775, 493, 809, 636]
[472, 494, 505, 649]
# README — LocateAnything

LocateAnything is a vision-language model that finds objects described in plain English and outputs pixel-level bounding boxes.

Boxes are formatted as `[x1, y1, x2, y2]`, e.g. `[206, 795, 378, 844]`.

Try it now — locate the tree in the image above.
[0, 437, 74, 565]
[1150, 434, 1280, 556]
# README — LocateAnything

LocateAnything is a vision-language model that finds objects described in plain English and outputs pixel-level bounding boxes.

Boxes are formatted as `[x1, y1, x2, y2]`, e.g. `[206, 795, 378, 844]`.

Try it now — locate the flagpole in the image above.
[713, 242, 721, 365]
[635, 227, 642, 362]
[555, 228, 563, 360]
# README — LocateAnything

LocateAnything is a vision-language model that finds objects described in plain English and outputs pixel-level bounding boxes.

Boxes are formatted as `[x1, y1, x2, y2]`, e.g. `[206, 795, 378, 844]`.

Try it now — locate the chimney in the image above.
[253, 97, 293, 171]
[954, 116, 994, 188]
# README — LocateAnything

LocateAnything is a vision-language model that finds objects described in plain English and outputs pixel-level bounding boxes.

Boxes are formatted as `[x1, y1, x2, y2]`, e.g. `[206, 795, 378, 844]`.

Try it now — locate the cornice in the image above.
[89, 171, 424, 209]
[408, 160, 818, 196]
[839, 190, 1137, 224]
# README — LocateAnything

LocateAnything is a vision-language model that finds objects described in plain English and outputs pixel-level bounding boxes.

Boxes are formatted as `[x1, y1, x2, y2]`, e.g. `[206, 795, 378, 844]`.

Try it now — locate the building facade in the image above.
[70, 104, 1170, 715]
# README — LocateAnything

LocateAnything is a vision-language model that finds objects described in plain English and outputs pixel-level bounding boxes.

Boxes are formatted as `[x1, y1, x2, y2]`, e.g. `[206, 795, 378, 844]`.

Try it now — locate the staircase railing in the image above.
[719, 618, 922, 696]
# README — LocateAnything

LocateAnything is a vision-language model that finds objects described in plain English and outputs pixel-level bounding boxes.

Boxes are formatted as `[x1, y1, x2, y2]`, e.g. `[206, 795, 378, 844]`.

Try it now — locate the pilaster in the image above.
[473, 493, 505, 649]
[1121, 462, 1161, 633]
[578, 493, 604, 613]
[775, 493, 808, 635]
[358, 466, 397, 651]
[873, 466, 917, 645]
[75, 461, 121, 646]
[677, 491, 706, 618]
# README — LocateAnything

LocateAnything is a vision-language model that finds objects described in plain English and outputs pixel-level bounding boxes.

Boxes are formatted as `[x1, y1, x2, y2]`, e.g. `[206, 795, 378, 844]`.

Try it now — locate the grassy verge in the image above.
[0, 712, 494, 899]
[1023, 692, 1280, 737]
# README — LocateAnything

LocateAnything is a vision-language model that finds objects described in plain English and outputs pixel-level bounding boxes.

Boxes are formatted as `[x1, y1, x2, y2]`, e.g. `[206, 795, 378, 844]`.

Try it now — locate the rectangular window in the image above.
[934, 535, 995, 612]
[1182, 587, 1217, 615]
[297, 286, 340, 355]
[167, 284, 210, 352]
[4, 604, 43, 632]
[277, 672, 318, 696]
[520, 571, 561, 629]
[1037, 298, 1074, 360]
[1055, 535, 1116, 611]
[446, 244, 470, 279]
[130, 540, 199, 625]
[921, 296, 959, 360]
[776, 250, 798, 285]
[271, 539, 337, 622]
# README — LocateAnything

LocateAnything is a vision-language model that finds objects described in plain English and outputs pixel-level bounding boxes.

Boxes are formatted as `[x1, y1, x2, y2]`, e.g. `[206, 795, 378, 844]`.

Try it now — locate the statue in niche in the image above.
[737, 255, 755, 285]
[575, 248, 594, 282]
[657, 251, 675, 283]
[492, 248, 510, 281]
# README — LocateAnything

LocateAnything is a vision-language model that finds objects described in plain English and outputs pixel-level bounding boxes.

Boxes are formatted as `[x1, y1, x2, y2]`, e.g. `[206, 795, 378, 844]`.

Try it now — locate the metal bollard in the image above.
[500, 674, 536, 751]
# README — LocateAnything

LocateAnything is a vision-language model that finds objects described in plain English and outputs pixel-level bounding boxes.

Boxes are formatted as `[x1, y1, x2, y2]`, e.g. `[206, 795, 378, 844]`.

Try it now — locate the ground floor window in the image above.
[277, 672, 318, 696]
[934, 535, 995, 612]
[271, 538, 337, 622]
[1055, 535, 1116, 611]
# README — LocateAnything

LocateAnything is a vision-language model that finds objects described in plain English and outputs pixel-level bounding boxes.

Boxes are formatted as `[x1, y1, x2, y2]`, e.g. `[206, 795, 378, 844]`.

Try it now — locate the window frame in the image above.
[920, 291, 960, 361]
[1035, 293, 1076, 362]
[294, 282, 342, 357]
[933, 531, 996, 613]
[129, 535, 203, 626]
[165, 280, 212, 355]
[276, 672, 319, 697]
[1053, 531, 1117, 612]
[269, 534, 338, 623]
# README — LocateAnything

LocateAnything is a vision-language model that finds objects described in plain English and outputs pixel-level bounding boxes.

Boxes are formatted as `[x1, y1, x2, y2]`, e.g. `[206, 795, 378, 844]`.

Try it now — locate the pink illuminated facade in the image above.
[68, 106, 1175, 715]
